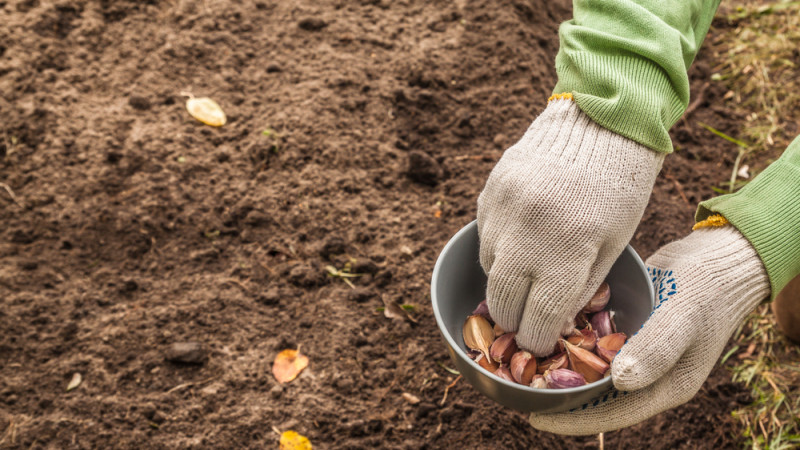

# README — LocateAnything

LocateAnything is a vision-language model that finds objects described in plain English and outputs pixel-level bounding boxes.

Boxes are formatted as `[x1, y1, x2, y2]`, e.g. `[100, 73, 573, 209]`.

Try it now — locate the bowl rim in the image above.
[431, 220, 654, 396]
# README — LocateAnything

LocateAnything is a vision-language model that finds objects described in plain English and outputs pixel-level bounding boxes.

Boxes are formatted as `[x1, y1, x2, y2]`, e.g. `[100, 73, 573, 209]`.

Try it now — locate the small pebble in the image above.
[298, 18, 328, 31]
[270, 384, 284, 399]
[165, 342, 206, 364]
[352, 259, 379, 274]
[493, 133, 506, 148]
[128, 95, 151, 111]
[19, 260, 38, 271]
[151, 410, 168, 425]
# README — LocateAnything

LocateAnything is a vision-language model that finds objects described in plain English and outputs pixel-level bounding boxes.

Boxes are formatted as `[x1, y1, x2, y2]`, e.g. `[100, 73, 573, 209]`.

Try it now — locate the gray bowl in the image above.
[431, 220, 654, 413]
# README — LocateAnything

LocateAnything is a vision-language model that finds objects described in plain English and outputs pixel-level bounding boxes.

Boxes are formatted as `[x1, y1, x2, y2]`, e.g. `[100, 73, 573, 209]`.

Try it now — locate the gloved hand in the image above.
[529, 224, 770, 435]
[477, 96, 664, 355]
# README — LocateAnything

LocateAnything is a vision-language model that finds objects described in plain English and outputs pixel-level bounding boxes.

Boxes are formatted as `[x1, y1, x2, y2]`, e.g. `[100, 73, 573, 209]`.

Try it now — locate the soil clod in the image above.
[348, 287, 375, 303]
[288, 264, 322, 287]
[320, 236, 347, 258]
[407, 151, 443, 186]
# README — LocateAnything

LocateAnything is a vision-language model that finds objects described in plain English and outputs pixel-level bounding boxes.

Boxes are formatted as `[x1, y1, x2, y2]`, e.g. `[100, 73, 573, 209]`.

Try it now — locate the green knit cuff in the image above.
[696, 136, 800, 300]
[554, 53, 685, 154]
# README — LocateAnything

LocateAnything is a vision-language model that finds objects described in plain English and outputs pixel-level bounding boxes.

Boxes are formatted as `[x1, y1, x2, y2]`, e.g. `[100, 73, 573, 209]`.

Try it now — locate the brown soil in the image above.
[0, 1, 755, 448]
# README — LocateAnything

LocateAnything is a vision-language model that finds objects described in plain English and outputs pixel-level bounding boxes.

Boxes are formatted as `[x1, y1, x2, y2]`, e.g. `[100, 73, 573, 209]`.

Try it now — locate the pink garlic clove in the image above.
[538, 352, 568, 374]
[590, 310, 614, 338]
[494, 365, 515, 382]
[471, 299, 491, 320]
[544, 368, 587, 389]
[490, 332, 518, 364]
[583, 282, 611, 313]
[596, 332, 627, 363]
[510, 351, 538, 385]
[530, 374, 547, 389]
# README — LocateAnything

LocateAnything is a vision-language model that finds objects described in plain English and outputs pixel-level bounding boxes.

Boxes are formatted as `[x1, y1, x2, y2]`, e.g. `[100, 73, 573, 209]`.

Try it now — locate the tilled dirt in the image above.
[1, 0, 755, 448]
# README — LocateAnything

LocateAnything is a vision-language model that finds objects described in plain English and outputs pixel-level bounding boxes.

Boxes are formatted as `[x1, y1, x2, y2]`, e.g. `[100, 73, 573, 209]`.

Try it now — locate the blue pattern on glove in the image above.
[648, 266, 677, 309]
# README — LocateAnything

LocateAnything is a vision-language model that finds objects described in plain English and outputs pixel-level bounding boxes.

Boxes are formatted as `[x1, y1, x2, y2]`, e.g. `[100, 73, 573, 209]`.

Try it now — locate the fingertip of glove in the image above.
[515, 330, 560, 358]
[610, 354, 648, 391]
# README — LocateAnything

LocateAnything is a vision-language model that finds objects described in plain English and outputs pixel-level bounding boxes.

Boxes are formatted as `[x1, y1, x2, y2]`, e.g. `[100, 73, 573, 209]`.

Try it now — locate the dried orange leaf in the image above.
[272, 349, 309, 383]
[280, 430, 312, 450]
[186, 97, 226, 127]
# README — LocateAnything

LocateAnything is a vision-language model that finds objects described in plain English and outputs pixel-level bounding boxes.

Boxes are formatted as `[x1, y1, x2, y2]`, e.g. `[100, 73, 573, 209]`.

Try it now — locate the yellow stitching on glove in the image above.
[548, 93, 573, 102]
[692, 214, 729, 231]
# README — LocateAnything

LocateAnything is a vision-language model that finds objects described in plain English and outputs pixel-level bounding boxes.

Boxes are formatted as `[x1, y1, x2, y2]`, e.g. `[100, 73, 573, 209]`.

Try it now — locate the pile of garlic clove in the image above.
[462, 282, 627, 389]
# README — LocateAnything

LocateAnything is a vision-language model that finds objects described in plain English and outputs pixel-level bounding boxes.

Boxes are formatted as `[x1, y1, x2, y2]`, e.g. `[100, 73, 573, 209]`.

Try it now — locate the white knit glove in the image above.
[477, 97, 664, 355]
[529, 225, 770, 435]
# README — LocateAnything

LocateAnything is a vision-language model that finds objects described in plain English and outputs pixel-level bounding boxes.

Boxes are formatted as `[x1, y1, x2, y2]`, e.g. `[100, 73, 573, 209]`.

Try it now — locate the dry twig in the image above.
[663, 172, 692, 210]
[682, 82, 710, 121]
[0, 182, 21, 206]
[166, 377, 215, 394]
[439, 375, 462, 406]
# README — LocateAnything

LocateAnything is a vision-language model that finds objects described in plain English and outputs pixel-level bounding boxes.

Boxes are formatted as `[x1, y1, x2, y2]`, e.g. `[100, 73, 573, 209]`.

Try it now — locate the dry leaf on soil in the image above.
[280, 430, 312, 450]
[272, 348, 309, 383]
[382, 295, 417, 323]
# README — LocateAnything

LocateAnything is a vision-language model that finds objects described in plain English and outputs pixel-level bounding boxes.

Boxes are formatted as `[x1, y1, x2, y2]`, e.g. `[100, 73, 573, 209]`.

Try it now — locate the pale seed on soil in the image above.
[185, 96, 226, 127]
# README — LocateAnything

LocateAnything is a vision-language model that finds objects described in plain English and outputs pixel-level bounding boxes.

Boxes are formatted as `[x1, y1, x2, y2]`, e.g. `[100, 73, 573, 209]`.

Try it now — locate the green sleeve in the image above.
[554, 0, 721, 153]
[697, 136, 800, 300]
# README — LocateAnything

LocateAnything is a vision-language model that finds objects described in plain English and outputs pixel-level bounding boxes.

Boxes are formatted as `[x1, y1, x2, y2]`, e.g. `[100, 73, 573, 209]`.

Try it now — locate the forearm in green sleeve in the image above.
[696, 136, 800, 300]
[554, 0, 721, 153]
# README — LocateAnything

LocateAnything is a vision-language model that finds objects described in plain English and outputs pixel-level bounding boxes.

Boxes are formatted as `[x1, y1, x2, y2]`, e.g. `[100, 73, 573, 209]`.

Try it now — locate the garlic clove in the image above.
[537, 352, 568, 374]
[574, 311, 590, 329]
[510, 351, 538, 385]
[564, 340, 609, 383]
[494, 365, 515, 382]
[475, 352, 500, 373]
[530, 374, 547, 389]
[567, 327, 597, 352]
[558, 328, 582, 352]
[561, 326, 581, 337]
[463, 315, 495, 360]
[490, 332, 518, 364]
[471, 299, 491, 320]
[544, 368, 587, 389]
[596, 332, 627, 363]
[583, 282, 611, 313]
[493, 323, 505, 338]
[590, 310, 614, 338]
